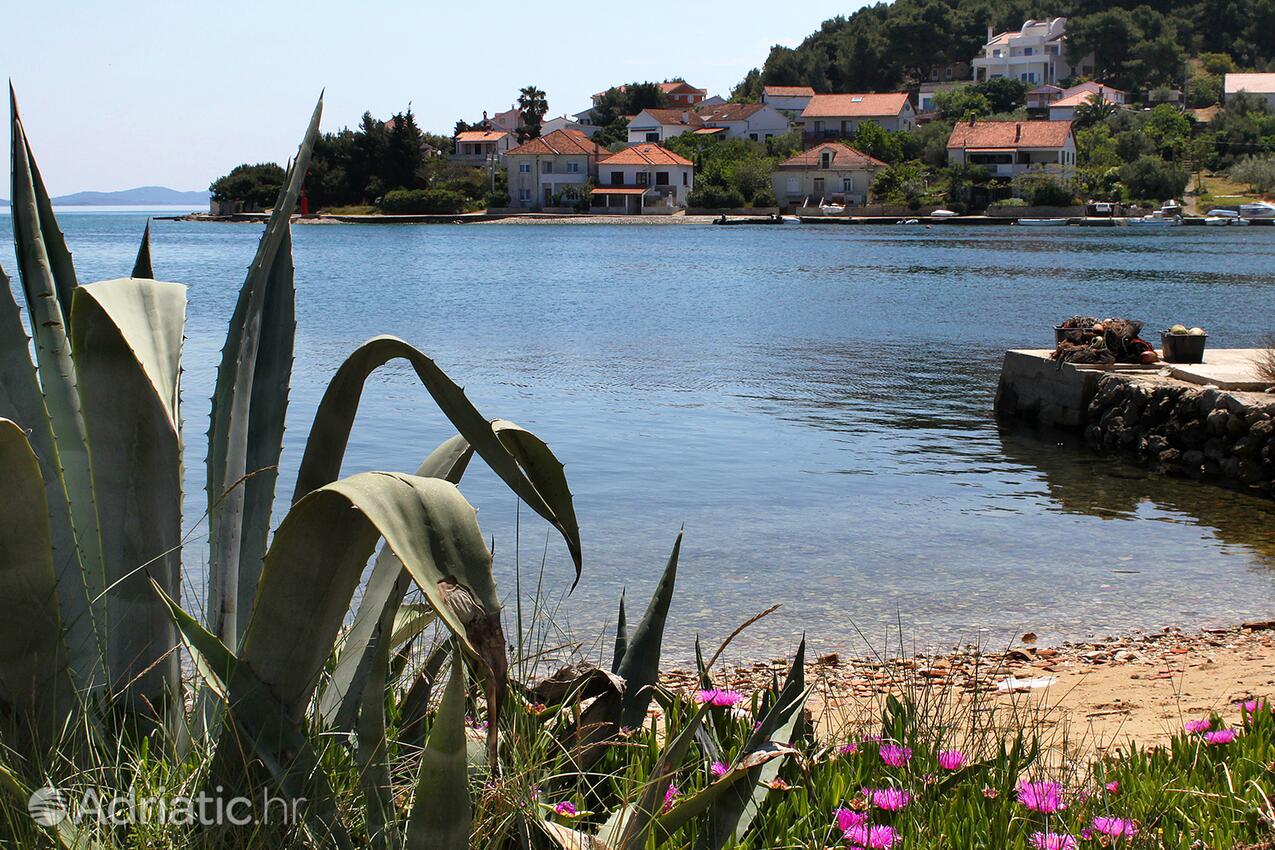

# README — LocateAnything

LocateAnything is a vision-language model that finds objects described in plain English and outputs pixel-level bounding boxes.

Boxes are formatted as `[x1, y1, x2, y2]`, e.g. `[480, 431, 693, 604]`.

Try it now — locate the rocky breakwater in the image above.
[1084, 373, 1275, 496]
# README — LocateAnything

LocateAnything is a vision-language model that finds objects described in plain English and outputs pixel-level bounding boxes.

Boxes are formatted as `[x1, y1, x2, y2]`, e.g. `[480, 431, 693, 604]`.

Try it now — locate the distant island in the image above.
[0, 186, 207, 207]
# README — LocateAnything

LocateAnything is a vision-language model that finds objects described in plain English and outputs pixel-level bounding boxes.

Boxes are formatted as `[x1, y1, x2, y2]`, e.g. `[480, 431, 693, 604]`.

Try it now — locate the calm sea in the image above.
[3, 208, 1275, 660]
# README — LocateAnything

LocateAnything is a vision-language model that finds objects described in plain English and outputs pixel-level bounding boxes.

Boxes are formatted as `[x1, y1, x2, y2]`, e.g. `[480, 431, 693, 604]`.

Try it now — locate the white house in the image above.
[592, 143, 695, 214]
[696, 103, 791, 142]
[1225, 73, 1275, 108]
[626, 108, 705, 143]
[946, 120, 1076, 183]
[451, 130, 514, 164]
[505, 129, 608, 210]
[799, 93, 916, 140]
[1063, 81, 1126, 104]
[762, 85, 816, 115]
[771, 142, 886, 209]
[972, 18, 1090, 86]
[1048, 86, 1122, 121]
[541, 115, 599, 137]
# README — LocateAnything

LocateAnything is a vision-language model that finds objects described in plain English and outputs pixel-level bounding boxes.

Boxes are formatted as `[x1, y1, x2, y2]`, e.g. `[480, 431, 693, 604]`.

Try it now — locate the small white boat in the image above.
[819, 204, 846, 215]
[896, 218, 920, 225]
[1230, 217, 1251, 226]
[1204, 216, 1231, 226]
[1130, 214, 1182, 227]
[1205, 208, 1239, 218]
[931, 209, 959, 218]
[1017, 218, 1069, 226]
[1240, 201, 1275, 219]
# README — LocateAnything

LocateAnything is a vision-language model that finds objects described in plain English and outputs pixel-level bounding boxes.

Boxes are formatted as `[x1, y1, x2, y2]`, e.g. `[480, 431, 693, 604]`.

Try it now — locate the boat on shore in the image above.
[1017, 218, 1070, 227]
[1130, 214, 1182, 227]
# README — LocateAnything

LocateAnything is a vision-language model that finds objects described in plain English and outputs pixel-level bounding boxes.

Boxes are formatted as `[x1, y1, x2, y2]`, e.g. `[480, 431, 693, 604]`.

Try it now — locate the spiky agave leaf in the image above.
[9, 87, 106, 690]
[614, 530, 683, 729]
[0, 419, 74, 756]
[316, 434, 473, 731]
[131, 221, 153, 279]
[654, 742, 797, 841]
[404, 649, 470, 850]
[207, 97, 319, 651]
[611, 590, 627, 674]
[70, 278, 186, 722]
[290, 335, 583, 583]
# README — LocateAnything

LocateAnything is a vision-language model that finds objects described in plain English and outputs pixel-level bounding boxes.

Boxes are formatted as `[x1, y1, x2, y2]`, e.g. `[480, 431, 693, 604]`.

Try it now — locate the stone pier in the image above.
[996, 349, 1275, 496]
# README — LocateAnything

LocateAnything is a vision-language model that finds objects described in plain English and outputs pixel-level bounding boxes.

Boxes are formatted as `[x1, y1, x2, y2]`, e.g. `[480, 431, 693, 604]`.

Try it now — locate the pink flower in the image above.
[879, 743, 913, 768]
[1091, 817, 1138, 838]
[1030, 832, 1078, 850]
[710, 760, 729, 777]
[839, 742, 860, 756]
[1184, 718, 1211, 734]
[695, 689, 744, 708]
[835, 807, 867, 832]
[553, 801, 578, 817]
[862, 787, 911, 811]
[661, 783, 680, 812]
[1017, 780, 1065, 814]
[1205, 728, 1239, 745]
[846, 823, 899, 849]
[1105, 780, 1119, 794]
[1239, 698, 1268, 714]
[938, 750, 967, 770]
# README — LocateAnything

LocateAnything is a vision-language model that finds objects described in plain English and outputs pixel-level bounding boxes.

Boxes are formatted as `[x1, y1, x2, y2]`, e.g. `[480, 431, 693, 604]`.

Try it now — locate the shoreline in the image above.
[668, 618, 1275, 749]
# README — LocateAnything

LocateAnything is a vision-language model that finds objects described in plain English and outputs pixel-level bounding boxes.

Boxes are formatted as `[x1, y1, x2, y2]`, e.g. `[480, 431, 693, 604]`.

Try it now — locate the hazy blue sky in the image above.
[2, 1, 862, 195]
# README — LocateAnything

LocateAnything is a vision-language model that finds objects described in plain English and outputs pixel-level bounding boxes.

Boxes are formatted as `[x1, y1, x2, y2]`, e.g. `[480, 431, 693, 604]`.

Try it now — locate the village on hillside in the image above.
[209, 16, 1275, 221]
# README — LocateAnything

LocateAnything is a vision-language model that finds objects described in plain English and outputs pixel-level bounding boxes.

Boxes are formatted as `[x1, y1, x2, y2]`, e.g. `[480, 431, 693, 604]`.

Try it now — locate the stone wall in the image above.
[1082, 374, 1275, 495]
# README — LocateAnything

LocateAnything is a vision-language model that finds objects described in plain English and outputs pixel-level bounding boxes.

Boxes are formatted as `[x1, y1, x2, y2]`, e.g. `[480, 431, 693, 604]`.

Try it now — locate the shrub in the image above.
[1259, 337, 1275, 386]
[688, 184, 746, 209]
[380, 187, 469, 214]
[209, 162, 286, 209]
[1119, 155, 1189, 202]
[485, 190, 511, 209]
[751, 186, 777, 207]
[1230, 154, 1275, 194]
[1023, 179, 1077, 207]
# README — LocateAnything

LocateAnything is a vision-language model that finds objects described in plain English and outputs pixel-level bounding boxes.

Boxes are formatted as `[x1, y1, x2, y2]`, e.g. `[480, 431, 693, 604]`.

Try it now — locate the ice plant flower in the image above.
[879, 743, 913, 767]
[835, 807, 867, 832]
[710, 760, 729, 777]
[1239, 698, 1268, 714]
[846, 823, 899, 849]
[938, 749, 966, 770]
[1091, 817, 1138, 838]
[1030, 832, 1078, 850]
[1105, 780, 1119, 794]
[839, 742, 860, 756]
[1017, 780, 1065, 814]
[553, 801, 579, 817]
[695, 689, 745, 708]
[1184, 718, 1211, 733]
[661, 783, 680, 813]
[862, 787, 911, 811]
[1205, 728, 1239, 745]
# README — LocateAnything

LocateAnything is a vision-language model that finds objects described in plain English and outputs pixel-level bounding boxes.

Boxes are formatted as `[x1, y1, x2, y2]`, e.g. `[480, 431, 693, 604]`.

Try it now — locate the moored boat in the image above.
[1017, 218, 1069, 226]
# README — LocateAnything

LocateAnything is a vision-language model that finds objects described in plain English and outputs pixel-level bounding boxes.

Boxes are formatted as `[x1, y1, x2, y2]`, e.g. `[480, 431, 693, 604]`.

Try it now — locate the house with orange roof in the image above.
[592, 143, 695, 214]
[626, 103, 791, 144]
[1048, 86, 1122, 121]
[505, 129, 609, 210]
[660, 81, 708, 106]
[625, 108, 705, 143]
[972, 18, 1092, 85]
[762, 85, 816, 115]
[451, 129, 514, 165]
[798, 93, 916, 141]
[946, 119, 1076, 184]
[771, 142, 887, 210]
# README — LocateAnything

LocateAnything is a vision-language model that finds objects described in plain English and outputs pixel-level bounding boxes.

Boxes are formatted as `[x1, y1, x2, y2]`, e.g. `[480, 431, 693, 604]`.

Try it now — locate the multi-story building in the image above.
[771, 142, 886, 209]
[591, 143, 695, 214]
[972, 18, 1090, 86]
[946, 119, 1076, 184]
[799, 93, 916, 140]
[504, 129, 607, 209]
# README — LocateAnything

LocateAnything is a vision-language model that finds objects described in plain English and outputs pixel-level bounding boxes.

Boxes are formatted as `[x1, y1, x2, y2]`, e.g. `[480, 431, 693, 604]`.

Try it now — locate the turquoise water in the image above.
[4, 210, 1275, 658]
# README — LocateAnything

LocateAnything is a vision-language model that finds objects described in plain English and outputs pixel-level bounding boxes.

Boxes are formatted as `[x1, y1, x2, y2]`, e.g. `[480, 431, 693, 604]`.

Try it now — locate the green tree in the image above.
[933, 85, 991, 122]
[871, 161, 929, 205]
[209, 162, 285, 208]
[516, 85, 548, 142]
[851, 121, 904, 163]
[1230, 154, 1275, 192]
[970, 78, 1029, 114]
[1073, 93, 1118, 129]
[1076, 124, 1122, 166]
[1119, 155, 1189, 201]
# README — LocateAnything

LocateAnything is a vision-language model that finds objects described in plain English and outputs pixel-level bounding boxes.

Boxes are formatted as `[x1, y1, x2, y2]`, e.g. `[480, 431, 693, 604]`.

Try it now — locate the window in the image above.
[541, 161, 553, 174]
[820, 151, 832, 169]
[786, 176, 799, 194]
[813, 177, 825, 195]
[749, 133, 759, 141]
[842, 177, 854, 192]
[637, 172, 649, 186]
[566, 161, 580, 173]
[682, 172, 688, 186]
[656, 171, 669, 185]
[518, 189, 531, 201]
[1023, 47, 1033, 55]
[518, 162, 531, 173]
[610, 171, 623, 185]
[645, 132, 660, 142]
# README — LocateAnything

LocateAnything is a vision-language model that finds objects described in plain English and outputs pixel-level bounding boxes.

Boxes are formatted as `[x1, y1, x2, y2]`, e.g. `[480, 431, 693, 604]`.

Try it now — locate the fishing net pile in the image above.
[1053, 316, 1158, 365]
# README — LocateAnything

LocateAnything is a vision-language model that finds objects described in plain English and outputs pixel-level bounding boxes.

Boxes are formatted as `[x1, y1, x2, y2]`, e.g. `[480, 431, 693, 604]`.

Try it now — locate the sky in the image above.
[1, 0, 865, 196]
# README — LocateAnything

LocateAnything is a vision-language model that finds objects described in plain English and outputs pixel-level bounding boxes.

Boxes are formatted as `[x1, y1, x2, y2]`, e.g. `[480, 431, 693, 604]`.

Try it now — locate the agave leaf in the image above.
[390, 603, 438, 649]
[598, 704, 708, 850]
[0, 763, 99, 850]
[706, 639, 808, 848]
[610, 591, 626, 675]
[0, 264, 98, 690]
[615, 530, 683, 729]
[655, 743, 797, 840]
[131, 221, 153, 279]
[0, 419, 73, 752]
[9, 87, 106, 682]
[405, 650, 470, 850]
[207, 97, 320, 650]
[290, 335, 581, 581]
[235, 473, 504, 759]
[316, 434, 473, 730]
[70, 279, 186, 717]
[358, 613, 398, 850]
[151, 579, 355, 850]
[399, 639, 454, 749]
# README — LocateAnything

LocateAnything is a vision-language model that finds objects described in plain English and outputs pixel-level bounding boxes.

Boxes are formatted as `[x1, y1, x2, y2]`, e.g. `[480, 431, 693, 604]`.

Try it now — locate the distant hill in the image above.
[47, 186, 207, 206]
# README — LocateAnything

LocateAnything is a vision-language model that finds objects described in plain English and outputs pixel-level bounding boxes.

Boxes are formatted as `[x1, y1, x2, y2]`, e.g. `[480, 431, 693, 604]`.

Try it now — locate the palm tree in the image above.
[1073, 92, 1117, 129]
[516, 85, 548, 141]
